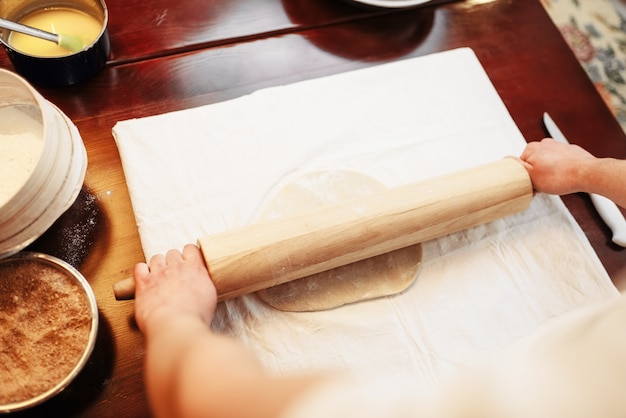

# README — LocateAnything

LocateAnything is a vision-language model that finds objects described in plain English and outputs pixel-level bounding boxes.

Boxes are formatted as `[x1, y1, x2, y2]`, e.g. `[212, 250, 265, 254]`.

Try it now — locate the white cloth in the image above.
[280, 293, 626, 418]
[113, 48, 618, 389]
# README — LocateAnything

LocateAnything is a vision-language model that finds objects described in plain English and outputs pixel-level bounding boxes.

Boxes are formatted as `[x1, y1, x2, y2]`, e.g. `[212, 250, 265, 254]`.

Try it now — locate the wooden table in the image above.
[3, 0, 625, 416]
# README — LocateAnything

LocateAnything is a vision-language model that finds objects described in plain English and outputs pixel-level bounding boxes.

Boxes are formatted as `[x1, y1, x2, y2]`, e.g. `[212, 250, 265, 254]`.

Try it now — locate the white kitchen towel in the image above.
[113, 47, 618, 388]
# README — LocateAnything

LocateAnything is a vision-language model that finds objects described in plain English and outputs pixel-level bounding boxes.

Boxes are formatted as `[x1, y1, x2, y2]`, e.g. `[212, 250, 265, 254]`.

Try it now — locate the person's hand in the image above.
[519, 138, 597, 195]
[133, 244, 217, 335]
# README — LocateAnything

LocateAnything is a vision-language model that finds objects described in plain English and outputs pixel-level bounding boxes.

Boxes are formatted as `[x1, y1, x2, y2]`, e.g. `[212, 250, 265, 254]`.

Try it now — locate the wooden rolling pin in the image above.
[114, 158, 533, 300]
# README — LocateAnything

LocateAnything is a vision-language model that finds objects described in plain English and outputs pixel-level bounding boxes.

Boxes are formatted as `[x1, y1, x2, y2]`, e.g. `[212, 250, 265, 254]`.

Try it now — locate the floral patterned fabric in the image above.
[542, 0, 626, 132]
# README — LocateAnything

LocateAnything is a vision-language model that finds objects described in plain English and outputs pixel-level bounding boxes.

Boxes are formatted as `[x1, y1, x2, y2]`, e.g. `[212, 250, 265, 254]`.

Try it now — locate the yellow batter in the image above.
[9, 8, 101, 57]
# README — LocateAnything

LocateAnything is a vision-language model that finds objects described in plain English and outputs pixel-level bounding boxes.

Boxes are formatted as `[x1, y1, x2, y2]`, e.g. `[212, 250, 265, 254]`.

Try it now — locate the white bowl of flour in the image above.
[0, 69, 87, 258]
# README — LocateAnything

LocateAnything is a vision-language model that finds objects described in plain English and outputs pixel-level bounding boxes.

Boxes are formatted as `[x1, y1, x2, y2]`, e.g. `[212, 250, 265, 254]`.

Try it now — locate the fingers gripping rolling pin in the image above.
[113, 159, 533, 300]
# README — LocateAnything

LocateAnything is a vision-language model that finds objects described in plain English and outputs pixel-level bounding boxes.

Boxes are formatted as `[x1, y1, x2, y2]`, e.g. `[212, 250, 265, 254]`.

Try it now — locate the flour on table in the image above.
[255, 170, 423, 312]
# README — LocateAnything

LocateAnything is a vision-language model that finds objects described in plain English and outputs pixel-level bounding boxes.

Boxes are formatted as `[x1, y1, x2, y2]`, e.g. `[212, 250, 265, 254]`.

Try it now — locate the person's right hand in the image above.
[519, 138, 597, 195]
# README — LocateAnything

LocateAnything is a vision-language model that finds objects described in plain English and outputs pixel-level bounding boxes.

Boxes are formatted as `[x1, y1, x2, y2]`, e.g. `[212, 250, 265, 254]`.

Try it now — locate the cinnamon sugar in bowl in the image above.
[0, 252, 98, 413]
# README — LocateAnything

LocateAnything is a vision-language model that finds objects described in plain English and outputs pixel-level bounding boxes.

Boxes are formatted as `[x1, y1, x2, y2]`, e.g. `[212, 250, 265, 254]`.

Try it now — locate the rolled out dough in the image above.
[256, 171, 422, 312]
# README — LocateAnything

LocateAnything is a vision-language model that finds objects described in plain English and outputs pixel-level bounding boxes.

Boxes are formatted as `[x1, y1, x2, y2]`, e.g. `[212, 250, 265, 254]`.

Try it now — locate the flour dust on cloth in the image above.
[113, 48, 618, 389]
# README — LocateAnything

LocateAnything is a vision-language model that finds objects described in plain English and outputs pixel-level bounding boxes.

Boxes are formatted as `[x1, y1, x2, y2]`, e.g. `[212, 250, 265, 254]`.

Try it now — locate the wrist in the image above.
[142, 305, 209, 340]
[572, 157, 601, 194]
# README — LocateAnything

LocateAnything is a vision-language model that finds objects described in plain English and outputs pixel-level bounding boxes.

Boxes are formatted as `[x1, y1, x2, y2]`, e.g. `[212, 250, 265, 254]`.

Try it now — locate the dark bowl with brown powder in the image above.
[0, 252, 98, 413]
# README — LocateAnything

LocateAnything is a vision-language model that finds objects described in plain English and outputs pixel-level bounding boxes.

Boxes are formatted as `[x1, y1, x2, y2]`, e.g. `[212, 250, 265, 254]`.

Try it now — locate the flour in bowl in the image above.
[0, 106, 44, 208]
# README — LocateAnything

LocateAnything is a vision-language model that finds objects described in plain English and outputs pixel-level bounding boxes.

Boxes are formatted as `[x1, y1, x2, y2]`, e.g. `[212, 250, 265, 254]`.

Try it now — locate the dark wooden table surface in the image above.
[3, 0, 625, 416]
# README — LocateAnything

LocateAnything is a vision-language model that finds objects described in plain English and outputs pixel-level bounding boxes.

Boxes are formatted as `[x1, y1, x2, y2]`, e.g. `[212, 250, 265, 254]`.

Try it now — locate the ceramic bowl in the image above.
[0, 69, 87, 258]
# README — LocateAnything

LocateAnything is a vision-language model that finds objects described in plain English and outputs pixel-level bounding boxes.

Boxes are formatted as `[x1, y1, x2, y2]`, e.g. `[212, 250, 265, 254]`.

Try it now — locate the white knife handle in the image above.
[589, 193, 626, 247]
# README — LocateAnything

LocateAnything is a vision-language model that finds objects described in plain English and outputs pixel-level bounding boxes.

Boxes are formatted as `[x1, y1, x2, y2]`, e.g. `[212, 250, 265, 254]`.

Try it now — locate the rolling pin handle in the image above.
[113, 276, 136, 300]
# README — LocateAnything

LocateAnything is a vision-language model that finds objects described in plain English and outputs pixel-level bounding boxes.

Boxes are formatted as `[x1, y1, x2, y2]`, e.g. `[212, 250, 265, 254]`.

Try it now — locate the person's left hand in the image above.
[133, 244, 217, 335]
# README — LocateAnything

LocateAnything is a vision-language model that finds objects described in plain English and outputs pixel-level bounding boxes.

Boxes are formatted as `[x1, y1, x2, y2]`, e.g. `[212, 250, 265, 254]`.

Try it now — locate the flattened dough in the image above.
[256, 171, 422, 311]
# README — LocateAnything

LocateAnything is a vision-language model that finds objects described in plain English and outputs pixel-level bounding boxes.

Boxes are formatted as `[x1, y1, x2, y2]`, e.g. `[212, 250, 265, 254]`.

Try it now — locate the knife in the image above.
[543, 112, 626, 247]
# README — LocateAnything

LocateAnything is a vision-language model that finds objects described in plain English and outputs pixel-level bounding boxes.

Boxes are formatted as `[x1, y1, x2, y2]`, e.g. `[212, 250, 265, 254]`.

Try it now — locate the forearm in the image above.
[144, 311, 329, 418]
[578, 157, 626, 208]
